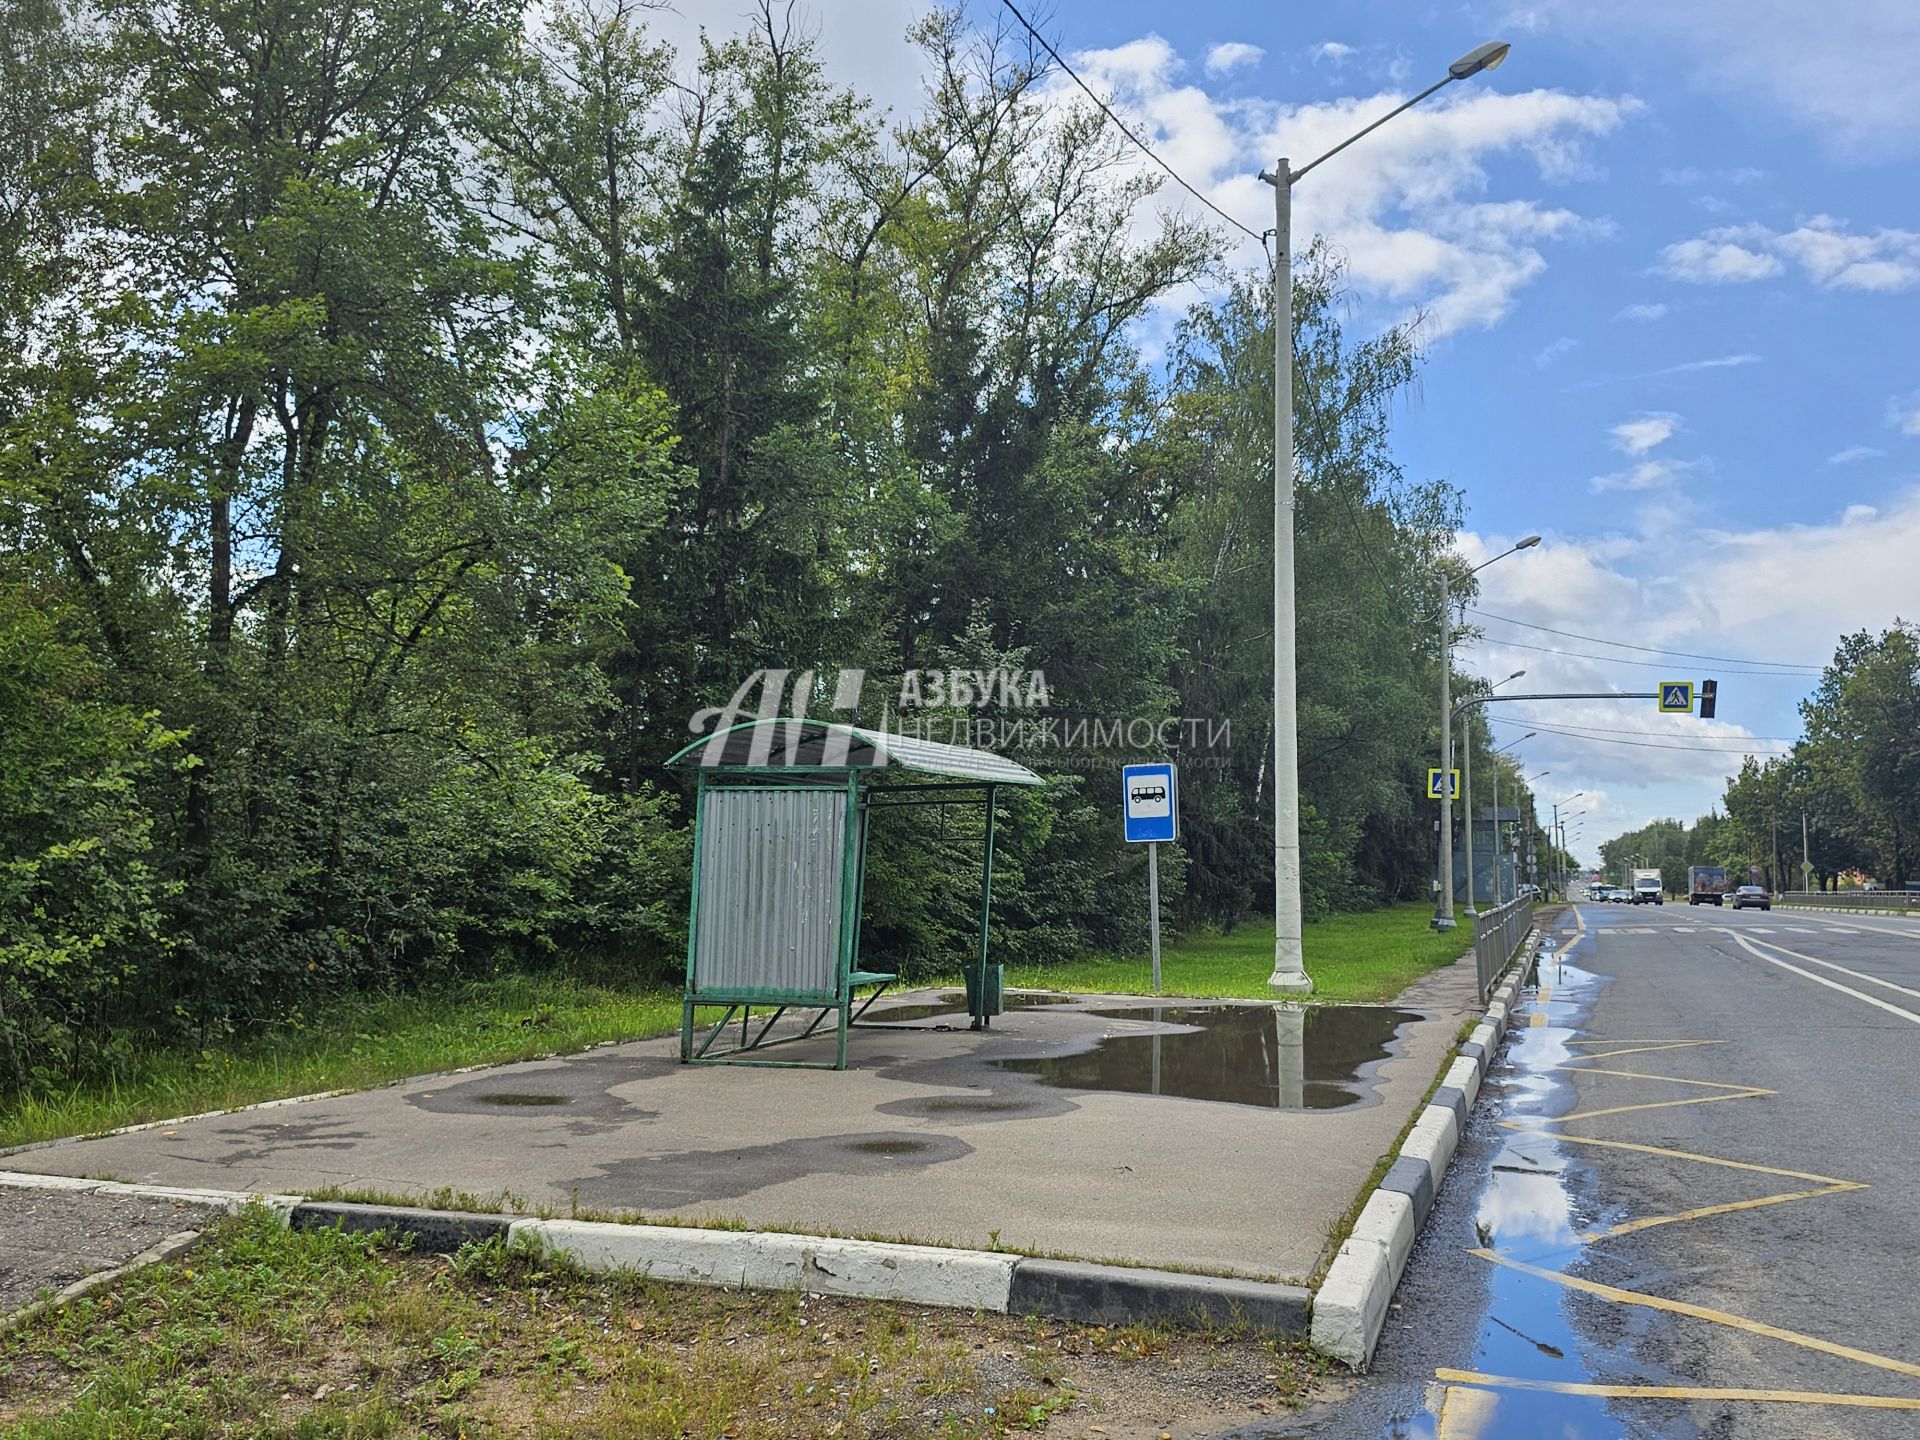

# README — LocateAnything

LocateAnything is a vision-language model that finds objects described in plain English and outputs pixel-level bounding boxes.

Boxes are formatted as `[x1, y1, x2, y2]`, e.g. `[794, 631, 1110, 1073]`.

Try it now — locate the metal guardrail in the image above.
[1776, 891, 1920, 914]
[1474, 896, 1535, 1000]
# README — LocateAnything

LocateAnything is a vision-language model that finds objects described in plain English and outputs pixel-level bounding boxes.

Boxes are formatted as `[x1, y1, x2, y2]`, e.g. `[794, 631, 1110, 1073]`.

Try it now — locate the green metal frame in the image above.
[679, 769, 1006, 1067]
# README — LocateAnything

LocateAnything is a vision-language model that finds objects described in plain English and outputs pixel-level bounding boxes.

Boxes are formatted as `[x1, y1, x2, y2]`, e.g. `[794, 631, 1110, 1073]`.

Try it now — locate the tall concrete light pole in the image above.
[1262, 39, 1514, 988]
[1432, 537, 1539, 932]
[1462, 670, 1525, 916]
[1490, 732, 1534, 904]
[1552, 794, 1584, 900]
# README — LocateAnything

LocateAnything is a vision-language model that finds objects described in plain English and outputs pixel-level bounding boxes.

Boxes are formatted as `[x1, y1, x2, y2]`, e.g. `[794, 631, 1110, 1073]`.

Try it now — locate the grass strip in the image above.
[0, 1207, 1323, 1438]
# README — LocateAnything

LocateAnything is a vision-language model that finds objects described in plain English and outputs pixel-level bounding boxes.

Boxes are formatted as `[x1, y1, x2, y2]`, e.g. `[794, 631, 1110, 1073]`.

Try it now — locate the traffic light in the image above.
[1699, 679, 1717, 719]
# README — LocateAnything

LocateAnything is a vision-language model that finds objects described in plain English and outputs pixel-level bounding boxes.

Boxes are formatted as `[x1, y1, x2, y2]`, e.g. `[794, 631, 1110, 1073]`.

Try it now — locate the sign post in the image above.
[1122, 763, 1178, 994]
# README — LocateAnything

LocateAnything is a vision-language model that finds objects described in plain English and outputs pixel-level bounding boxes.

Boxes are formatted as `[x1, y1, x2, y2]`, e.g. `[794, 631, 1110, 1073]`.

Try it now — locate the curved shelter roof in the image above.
[666, 719, 1043, 786]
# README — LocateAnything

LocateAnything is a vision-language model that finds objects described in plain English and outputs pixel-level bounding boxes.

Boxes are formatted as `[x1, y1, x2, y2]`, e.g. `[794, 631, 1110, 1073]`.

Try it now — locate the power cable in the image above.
[1493, 719, 1792, 755]
[1463, 607, 1822, 672]
[1467, 634, 1822, 678]
[997, 0, 1265, 245]
[1488, 715, 1799, 743]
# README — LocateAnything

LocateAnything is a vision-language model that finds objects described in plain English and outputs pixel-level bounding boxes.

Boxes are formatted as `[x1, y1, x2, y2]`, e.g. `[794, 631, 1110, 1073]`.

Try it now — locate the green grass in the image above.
[1006, 903, 1470, 1004]
[0, 974, 682, 1152]
[0, 1207, 1322, 1437]
[1, 905, 1466, 1153]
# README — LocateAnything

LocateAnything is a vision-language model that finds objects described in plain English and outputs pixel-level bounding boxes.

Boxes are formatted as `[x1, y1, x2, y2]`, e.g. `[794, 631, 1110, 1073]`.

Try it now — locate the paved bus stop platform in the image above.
[3, 958, 1482, 1284]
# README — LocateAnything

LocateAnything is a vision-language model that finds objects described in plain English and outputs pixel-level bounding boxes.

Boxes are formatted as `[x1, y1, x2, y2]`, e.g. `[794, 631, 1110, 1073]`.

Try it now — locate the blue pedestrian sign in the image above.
[1427, 768, 1460, 800]
[1658, 681, 1694, 714]
[1122, 763, 1177, 843]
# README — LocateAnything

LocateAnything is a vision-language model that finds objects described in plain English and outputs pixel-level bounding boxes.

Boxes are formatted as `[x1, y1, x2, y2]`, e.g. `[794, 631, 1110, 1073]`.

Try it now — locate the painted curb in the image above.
[1308, 926, 1543, 1369]
[513, 1217, 1019, 1313]
[1007, 1258, 1310, 1332]
[0, 1173, 1307, 1334]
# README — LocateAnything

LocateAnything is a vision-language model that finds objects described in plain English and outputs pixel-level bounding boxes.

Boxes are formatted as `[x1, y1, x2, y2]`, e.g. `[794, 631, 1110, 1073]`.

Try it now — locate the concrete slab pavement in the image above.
[1, 959, 1485, 1287]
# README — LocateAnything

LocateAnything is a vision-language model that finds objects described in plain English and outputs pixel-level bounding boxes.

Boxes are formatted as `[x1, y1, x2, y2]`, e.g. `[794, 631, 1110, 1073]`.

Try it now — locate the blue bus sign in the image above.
[1122, 763, 1177, 843]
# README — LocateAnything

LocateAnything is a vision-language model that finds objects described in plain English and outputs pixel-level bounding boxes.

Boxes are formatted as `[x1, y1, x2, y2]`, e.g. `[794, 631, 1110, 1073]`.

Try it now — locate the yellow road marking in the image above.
[1560, 1065, 1763, 1091]
[1468, 1251, 1920, 1381]
[1537, 983, 1553, 1003]
[1507, 1127, 1858, 1185]
[1564, 1039, 1723, 1059]
[1434, 1370, 1920, 1409]
[1583, 1182, 1867, 1240]
[1435, 1383, 1499, 1439]
[1551, 1090, 1768, 1123]
[1730, 934, 1920, 1025]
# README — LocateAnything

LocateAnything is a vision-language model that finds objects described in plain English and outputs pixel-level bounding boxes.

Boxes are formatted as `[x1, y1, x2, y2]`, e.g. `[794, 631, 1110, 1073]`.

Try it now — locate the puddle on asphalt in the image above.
[991, 1004, 1418, 1110]
[845, 1138, 931, 1156]
[474, 1093, 572, 1107]
[862, 991, 1075, 1023]
[1392, 956, 1702, 1439]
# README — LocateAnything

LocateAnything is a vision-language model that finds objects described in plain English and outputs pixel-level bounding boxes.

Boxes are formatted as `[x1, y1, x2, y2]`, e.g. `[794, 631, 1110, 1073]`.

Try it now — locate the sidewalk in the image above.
[2, 958, 1484, 1286]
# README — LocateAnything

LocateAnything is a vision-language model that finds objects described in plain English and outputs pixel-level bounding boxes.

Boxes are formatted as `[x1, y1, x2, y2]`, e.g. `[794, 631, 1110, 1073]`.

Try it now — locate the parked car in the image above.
[1731, 885, 1772, 911]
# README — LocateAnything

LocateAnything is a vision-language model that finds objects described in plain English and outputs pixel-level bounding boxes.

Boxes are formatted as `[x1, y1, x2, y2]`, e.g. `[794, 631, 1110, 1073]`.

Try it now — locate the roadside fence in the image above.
[1776, 890, 1920, 915]
[1474, 895, 1536, 1001]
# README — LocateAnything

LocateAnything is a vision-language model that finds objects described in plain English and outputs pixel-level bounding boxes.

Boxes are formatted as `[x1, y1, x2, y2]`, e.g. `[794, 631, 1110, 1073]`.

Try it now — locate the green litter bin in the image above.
[963, 962, 1004, 1018]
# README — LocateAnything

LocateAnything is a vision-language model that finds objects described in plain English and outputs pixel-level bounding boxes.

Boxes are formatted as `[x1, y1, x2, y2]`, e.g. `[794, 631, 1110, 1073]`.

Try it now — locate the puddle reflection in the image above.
[993, 1004, 1416, 1110]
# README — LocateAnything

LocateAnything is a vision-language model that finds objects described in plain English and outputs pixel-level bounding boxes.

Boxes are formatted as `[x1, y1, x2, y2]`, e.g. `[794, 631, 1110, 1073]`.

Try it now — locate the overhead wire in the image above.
[1489, 717, 1792, 755]
[996, 0, 1265, 246]
[1465, 633, 1823, 678]
[1488, 716, 1800, 743]
[1463, 607, 1823, 672]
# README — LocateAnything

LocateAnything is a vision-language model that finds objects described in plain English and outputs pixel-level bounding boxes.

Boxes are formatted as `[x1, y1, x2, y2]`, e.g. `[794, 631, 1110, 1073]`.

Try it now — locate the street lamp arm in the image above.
[1286, 75, 1454, 183]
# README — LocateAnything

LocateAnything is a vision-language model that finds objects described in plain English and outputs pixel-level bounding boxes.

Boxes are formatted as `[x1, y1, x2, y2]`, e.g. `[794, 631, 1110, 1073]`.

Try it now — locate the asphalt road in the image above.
[1219, 901, 1920, 1439]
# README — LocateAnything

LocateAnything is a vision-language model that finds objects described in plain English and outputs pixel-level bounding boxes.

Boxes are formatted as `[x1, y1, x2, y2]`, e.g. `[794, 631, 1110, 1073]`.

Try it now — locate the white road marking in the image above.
[1748, 927, 1776, 934]
[1737, 934, 1920, 1003]
[1731, 934, 1920, 1025]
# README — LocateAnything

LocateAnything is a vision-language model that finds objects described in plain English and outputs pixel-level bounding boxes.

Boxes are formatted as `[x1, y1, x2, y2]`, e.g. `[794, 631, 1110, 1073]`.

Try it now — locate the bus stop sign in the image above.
[1122, 763, 1177, 843]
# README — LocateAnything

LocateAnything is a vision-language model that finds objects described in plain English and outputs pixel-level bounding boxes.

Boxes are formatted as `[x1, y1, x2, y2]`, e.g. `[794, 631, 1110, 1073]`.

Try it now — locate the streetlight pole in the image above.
[1262, 39, 1513, 988]
[1551, 794, 1584, 901]
[1434, 539, 1538, 931]
[1463, 670, 1524, 916]
[1490, 732, 1534, 904]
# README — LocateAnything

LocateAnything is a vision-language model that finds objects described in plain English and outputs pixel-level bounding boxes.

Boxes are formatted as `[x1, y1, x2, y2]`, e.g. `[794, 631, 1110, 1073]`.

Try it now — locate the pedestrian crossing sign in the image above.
[1426, 767, 1460, 799]
[1658, 681, 1694, 713]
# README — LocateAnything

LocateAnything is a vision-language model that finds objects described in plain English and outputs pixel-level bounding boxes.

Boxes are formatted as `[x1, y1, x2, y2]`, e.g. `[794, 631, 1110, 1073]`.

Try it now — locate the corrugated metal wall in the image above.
[692, 787, 847, 996]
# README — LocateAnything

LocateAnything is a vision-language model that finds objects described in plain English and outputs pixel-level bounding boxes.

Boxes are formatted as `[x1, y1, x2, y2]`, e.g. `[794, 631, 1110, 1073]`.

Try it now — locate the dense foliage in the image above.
[1599, 623, 1920, 893]
[0, 0, 1545, 1092]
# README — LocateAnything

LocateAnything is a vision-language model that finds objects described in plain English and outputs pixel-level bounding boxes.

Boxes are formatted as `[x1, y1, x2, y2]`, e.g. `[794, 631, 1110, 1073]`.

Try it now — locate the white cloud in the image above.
[1525, 1, 1920, 155]
[1590, 459, 1683, 493]
[1309, 41, 1354, 67]
[1891, 393, 1920, 436]
[1654, 354, 1761, 375]
[1455, 490, 1920, 840]
[1828, 445, 1885, 465]
[1204, 42, 1264, 78]
[1534, 336, 1579, 369]
[1054, 41, 1639, 339]
[1615, 302, 1667, 322]
[1660, 217, 1920, 291]
[1657, 233, 1782, 283]
[1610, 413, 1679, 455]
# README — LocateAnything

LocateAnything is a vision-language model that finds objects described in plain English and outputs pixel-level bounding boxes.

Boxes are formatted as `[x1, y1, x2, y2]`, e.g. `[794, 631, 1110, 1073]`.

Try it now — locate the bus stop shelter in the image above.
[665, 719, 1044, 1069]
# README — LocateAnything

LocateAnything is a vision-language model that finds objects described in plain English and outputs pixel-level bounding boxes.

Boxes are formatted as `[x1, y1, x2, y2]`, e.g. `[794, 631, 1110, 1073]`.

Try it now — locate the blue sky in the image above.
[660, 0, 1920, 864]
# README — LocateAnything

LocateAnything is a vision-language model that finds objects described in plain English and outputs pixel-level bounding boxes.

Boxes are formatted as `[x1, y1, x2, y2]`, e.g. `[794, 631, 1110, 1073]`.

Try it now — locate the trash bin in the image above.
[963, 962, 1004, 1018]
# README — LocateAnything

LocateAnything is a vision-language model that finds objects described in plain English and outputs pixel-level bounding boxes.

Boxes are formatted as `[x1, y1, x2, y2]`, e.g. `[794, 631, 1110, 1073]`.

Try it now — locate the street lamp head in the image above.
[1450, 41, 1512, 79]
[1515, 533, 1541, 549]
[1506, 669, 1526, 682]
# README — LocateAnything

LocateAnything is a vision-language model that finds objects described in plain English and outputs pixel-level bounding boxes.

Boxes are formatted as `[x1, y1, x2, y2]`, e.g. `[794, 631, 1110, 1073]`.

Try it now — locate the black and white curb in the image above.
[1773, 903, 1919, 920]
[0, 1176, 1308, 1335]
[1307, 941, 1539, 1368]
